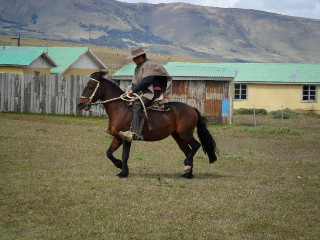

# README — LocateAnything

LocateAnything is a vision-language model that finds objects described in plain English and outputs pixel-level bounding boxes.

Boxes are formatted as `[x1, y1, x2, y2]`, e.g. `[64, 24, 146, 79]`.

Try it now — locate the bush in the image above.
[256, 108, 267, 115]
[234, 108, 253, 114]
[269, 108, 297, 119]
[234, 108, 267, 115]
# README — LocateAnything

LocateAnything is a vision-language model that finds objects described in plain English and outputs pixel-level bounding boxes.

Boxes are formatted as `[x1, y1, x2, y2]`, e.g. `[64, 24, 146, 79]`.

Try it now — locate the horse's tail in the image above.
[195, 108, 218, 164]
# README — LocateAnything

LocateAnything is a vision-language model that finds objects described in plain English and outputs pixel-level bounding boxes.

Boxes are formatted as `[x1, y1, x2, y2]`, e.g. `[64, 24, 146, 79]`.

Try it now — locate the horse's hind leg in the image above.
[172, 133, 200, 179]
[106, 137, 123, 169]
[183, 138, 201, 178]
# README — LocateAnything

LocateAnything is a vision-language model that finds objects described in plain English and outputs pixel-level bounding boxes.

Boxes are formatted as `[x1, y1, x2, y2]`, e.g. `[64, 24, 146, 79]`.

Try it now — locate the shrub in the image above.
[234, 108, 267, 115]
[256, 108, 268, 115]
[270, 108, 298, 119]
[234, 108, 253, 114]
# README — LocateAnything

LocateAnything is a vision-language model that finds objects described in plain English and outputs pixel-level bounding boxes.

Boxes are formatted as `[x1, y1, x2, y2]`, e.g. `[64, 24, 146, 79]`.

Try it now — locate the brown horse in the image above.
[78, 72, 218, 178]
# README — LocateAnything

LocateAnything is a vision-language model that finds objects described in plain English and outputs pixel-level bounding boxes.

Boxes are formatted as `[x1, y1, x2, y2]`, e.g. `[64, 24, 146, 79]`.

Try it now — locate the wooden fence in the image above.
[0, 73, 106, 116]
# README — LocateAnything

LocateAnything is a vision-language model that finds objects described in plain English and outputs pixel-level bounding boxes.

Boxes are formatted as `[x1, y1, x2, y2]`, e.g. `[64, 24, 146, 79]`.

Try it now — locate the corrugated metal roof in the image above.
[113, 63, 136, 77]
[164, 62, 238, 78]
[114, 62, 319, 83]
[5, 46, 106, 74]
[210, 63, 320, 83]
[0, 50, 56, 67]
[112, 62, 238, 78]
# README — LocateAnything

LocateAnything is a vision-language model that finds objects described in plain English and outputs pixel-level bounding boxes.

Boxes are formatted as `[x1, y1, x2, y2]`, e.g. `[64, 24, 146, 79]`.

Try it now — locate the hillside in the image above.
[0, 0, 320, 63]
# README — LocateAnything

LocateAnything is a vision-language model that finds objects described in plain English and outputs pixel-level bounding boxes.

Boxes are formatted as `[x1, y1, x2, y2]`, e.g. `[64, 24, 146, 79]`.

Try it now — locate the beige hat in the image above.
[126, 46, 149, 59]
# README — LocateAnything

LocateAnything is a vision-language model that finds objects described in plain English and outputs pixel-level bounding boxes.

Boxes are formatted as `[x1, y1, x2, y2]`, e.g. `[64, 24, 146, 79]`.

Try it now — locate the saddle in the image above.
[147, 98, 170, 112]
[107, 96, 170, 137]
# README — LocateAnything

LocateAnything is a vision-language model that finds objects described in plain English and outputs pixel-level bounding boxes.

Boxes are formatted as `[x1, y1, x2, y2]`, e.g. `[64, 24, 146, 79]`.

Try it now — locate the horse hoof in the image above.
[181, 173, 194, 179]
[116, 173, 128, 178]
[184, 165, 192, 174]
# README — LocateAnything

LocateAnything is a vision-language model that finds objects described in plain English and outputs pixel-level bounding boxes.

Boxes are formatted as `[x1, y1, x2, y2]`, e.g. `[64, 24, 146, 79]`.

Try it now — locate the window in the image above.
[302, 85, 317, 102]
[234, 84, 247, 100]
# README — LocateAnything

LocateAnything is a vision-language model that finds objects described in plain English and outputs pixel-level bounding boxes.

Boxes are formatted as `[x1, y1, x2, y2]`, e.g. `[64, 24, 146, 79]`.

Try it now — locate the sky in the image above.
[117, 0, 320, 19]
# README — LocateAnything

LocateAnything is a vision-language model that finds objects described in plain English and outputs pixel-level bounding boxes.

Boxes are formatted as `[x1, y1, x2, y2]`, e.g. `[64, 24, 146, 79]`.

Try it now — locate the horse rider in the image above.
[119, 46, 172, 142]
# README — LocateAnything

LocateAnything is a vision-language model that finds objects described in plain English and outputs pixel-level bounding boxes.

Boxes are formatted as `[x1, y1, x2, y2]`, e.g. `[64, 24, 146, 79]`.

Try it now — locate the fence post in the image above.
[281, 105, 284, 126]
[253, 104, 256, 126]
[229, 97, 233, 124]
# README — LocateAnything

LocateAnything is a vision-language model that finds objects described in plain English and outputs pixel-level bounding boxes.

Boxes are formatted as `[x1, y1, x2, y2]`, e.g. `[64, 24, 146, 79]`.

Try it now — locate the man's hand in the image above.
[127, 89, 134, 106]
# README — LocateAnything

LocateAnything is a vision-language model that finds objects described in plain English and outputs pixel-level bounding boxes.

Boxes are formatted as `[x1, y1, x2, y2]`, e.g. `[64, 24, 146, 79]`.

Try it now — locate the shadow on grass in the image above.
[130, 172, 233, 180]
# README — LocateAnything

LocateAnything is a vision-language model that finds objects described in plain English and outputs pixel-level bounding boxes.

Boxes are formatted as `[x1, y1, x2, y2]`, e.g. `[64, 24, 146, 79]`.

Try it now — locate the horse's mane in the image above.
[90, 72, 124, 95]
[101, 78, 125, 95]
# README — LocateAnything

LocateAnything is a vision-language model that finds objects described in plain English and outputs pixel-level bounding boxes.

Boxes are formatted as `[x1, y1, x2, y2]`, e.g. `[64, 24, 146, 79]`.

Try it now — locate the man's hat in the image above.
[126, 46, 149, 59]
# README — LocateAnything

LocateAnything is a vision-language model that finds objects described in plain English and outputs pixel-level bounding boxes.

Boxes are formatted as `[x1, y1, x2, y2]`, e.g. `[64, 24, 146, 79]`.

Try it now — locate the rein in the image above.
[80, 78, 149, 119]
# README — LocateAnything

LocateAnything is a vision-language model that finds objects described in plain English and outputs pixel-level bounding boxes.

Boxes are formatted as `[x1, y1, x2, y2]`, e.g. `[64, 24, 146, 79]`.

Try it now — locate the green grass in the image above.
[0, 112, 319, 239]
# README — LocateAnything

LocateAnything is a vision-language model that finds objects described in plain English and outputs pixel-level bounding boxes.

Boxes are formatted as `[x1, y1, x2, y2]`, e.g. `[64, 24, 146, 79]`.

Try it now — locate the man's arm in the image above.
[131, 76, 156, 93]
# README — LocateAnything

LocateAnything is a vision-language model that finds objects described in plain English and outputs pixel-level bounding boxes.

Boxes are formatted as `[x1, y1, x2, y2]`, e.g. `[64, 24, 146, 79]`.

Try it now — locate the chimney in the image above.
[11, 34, 21, 46]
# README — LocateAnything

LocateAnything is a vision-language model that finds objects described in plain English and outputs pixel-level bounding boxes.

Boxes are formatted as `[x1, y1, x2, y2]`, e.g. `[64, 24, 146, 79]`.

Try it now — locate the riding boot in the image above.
[131, 101, 144, 141]
[118, 101, 144, 142]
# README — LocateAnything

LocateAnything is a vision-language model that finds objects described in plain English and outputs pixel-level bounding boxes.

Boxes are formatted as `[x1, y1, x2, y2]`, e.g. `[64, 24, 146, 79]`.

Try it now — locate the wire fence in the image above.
[233, 105, 312, 128]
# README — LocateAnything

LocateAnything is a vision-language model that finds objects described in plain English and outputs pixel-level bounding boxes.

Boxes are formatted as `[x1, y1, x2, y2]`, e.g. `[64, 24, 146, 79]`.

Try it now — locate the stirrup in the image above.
[133, 132, 144, 141]
[118, 131, 144, 142]
[118, 131, 133, 142]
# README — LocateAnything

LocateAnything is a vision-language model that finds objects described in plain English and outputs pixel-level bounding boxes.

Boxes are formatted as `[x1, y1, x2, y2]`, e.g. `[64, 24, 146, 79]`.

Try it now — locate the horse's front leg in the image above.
[117, 140, 132, 178]
[106, 137, 123, 169]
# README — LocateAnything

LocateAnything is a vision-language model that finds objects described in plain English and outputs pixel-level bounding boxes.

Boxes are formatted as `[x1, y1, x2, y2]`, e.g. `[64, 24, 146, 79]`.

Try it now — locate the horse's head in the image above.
[78, 72, 106, 111]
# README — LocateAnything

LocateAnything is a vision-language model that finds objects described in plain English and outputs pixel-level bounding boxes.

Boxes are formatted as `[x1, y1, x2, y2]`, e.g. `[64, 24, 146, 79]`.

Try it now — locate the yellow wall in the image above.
[0, 67, 51, 74]
[0, 67, 99, 75]
[64, 68, 100, 76]
[0, 67, 100, 76]
[0, 67, 24, 74]
[234, 84, 320, 114]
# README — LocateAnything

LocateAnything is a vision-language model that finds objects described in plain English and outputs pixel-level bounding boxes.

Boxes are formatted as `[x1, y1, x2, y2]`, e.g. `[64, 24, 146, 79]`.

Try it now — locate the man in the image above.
[119, 46, 172, 142]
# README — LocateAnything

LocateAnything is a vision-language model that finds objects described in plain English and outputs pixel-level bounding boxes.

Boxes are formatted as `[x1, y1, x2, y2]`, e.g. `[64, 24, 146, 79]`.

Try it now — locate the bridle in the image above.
[79, 78, 101, 106]
[80, 77, 149, 118]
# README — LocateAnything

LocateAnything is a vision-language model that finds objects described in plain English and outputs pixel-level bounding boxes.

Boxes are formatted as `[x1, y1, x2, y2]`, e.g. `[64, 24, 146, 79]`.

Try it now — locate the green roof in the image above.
[112, 63, 136, 77]
[113, 62, 320, 84]
[164, 62, 238, 78]
[112, 62, 237, 78]
[0, 50, 56, 67]
[208, 63, 320, 84]
[5, 46, 106, 75]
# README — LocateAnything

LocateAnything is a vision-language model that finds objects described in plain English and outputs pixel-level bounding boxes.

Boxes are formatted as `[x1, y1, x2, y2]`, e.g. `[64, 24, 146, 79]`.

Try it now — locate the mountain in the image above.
[1, 0, 320, 63]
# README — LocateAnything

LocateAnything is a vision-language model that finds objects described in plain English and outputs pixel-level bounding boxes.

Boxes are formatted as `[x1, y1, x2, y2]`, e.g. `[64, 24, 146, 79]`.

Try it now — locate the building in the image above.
[0, 49, 57, 74]
[5, 46, 107, 75]
[215, 63, 320, 114]
[112, 62, 237, 123]
[113, 62, 320, 120]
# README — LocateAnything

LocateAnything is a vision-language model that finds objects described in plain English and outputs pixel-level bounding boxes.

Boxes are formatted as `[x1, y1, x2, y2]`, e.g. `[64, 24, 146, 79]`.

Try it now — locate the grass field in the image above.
[0, 112, 319, 239]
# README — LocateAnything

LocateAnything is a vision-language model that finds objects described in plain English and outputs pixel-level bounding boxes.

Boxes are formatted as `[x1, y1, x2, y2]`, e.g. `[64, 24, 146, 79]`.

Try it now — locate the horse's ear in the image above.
[99, 71, 107, 77]
[90, 71, 107, 80]
[90, 72, 99, 79]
